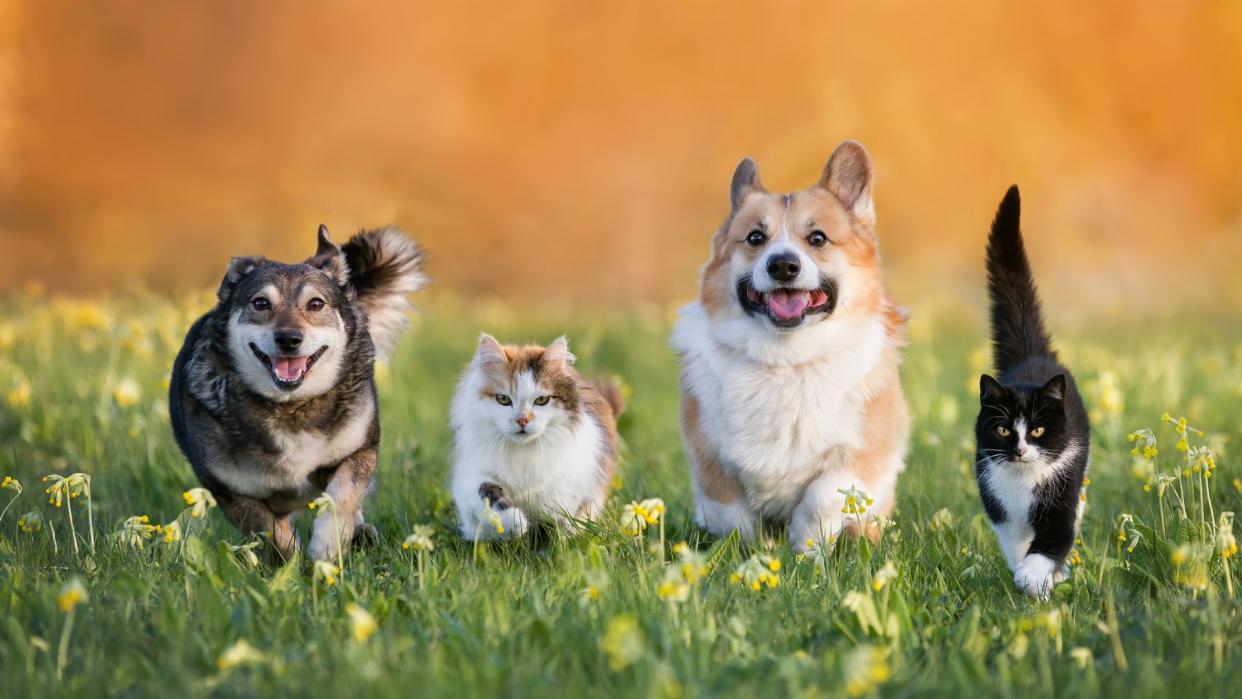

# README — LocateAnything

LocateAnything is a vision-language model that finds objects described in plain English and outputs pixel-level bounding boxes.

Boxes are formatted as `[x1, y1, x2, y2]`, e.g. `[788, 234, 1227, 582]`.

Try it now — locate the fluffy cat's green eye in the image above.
[534, 395, 550, 406]
[1030, 426, 1045, 438]
[494, 394, 512, 406]
[996, 426, 1011, 437]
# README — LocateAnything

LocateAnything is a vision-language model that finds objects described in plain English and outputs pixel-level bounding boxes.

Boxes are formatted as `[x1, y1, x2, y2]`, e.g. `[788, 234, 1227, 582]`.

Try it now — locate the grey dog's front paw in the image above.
[352, 522, 379, 548]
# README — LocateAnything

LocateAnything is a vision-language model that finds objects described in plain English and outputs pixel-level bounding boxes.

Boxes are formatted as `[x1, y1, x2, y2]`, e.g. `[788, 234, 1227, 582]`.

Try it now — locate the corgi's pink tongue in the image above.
[767, 290, 809, 320]
[273, 356, 309, 381]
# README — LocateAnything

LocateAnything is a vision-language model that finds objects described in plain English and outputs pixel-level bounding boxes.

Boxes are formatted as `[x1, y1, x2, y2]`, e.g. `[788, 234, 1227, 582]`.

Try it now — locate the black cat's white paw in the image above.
[1014, 553, 1059, 598]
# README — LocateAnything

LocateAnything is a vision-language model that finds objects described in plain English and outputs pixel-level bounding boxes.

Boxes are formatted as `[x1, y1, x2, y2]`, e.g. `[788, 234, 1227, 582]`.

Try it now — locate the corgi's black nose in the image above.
[274, 330, 303, 353]
[766, 253, 801, 283]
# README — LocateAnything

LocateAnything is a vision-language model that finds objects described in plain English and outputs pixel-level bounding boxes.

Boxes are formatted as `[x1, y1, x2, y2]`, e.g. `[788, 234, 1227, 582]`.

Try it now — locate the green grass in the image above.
[1, 295, 1241, 697]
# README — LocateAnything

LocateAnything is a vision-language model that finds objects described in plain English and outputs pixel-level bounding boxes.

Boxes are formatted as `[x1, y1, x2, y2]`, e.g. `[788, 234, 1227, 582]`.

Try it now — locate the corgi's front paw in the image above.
[1014, 553, 1059, 599]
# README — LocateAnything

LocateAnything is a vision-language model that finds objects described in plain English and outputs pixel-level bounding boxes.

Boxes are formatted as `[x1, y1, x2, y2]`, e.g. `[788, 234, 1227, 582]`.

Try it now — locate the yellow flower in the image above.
[217, 639, 264, 671]
[182, 488, 217, 519]
[43, 472, 89, 508]
[18, 510, 43, 533]
[1171, 543, 1211, 590]
[57, 578, 88, 613]
[581, 585, 602, 603]
[1, 475, 21, 494]
[229, 541, 263, 569]
[346, 603, 378, 642]
[838, 485, 872, 516]
[313, 560, 340, 586]
[844, 645, 892, 697]
[1218, 513, 1237, 560]
[6, 379, 30, 409]
[113, 378, 142, 408]
[1070, 647, 1093, 670]
[657, 568, 691, 603]
[117, 515, 158, 550]
[619, 502, 649, 538]
[159, 520, 182, 544]
[732, 555, 780, 591]
[638, 498, 665, 525]
[871, 561, 898, 592]
[402, 524, 436, 552]
[484, 507, 504, 535]
[308, 493, 336, 515]
[599, 615, 645, 671]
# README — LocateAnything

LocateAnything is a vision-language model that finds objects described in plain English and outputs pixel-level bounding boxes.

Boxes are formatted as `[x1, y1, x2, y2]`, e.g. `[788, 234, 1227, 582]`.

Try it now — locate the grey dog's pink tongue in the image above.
[767, 289, 810, 320]
[273, 356, 309, 381]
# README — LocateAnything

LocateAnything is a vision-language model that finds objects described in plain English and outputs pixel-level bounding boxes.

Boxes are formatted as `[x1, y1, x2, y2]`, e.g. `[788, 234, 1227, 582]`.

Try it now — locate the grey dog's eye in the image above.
[252, 297, 271, 311]
[494, 394, 512, 406]
[307, 298, 325, 311]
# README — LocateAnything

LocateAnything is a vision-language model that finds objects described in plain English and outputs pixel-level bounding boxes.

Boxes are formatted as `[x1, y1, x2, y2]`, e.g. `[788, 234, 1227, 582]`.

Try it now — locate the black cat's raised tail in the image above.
[986, 185, 1056, 372]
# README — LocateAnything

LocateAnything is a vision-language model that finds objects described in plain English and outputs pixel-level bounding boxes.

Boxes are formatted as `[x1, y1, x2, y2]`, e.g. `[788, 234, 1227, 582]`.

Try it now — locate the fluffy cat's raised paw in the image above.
[1014, 553, 1059, 599]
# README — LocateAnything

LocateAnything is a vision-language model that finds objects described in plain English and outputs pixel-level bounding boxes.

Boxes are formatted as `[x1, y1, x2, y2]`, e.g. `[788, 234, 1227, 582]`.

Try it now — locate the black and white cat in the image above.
[975, 185, 1090, 598]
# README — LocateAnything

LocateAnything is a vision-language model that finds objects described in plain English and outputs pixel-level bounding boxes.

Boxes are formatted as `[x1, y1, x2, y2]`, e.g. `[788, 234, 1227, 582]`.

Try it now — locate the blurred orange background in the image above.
[1, 1, 1240, 310]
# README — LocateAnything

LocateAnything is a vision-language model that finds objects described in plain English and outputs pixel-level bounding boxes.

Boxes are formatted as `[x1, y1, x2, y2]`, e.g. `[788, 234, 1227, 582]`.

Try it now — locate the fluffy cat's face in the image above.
[976, 375, 1069, 465]
[466, 335, 580, 444]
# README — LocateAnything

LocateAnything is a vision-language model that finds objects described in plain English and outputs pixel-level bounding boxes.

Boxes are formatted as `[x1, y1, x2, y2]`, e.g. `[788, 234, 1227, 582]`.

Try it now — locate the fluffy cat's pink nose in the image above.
[515, 414, 532, 428]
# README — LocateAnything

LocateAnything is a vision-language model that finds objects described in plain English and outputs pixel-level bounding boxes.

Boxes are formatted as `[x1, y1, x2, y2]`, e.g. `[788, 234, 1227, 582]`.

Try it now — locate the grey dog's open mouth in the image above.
[249, 343, 328, 389]
[736, 276, 837, 328]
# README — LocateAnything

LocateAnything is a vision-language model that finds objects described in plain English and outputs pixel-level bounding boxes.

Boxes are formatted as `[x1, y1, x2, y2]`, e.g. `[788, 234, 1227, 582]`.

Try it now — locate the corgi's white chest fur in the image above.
[453, 415, 607, 517]
[673, 303, 886, 516]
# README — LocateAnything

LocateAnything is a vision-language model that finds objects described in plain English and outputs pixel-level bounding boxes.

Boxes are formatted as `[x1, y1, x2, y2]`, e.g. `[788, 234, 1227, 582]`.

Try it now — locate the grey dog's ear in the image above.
[730, 157, 764, 212]
[307, 224, 350, 287]
[217, 255, 268, 303]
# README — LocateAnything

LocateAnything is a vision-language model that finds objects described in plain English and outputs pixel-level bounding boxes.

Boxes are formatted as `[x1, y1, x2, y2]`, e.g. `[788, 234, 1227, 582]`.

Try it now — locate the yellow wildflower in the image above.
[638, 498, 665, 525]
[599, 615, 645, 671]
[845, 645, 892, 697]
[217, 639, 264, 671]
[839, 485, 873, 516]
[313, 560, 340, 586]
[732, 555, 780, 591]
[113, 378, 142, 408]
[871, 561, 898, 592]
[6, 379, 30, 409]
[57, 578, 88, 613]
[117, 515, 158, 550]
[1218, 513, 1238, 560]
[18, 510, 43, 533]
[1, 475, 21, 494]
[657, 568, 691, 603]
[619, 501, 649, 538]
[402, 524, 436, 552]
[1171, 543, 1211, 590]
[182, 488, 217, 519]
[346, 603, 378, 642]
[159, 520, 182, 544]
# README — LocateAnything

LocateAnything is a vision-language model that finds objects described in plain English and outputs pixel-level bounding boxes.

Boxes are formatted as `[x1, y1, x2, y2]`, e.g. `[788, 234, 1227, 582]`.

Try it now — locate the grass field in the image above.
[1, 294, 1240, 697]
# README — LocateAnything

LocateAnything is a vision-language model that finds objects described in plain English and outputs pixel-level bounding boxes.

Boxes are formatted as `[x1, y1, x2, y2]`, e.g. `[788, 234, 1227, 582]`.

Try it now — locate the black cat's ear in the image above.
[979, 374, 1004, 401]
[1040, 375, 1066, 402]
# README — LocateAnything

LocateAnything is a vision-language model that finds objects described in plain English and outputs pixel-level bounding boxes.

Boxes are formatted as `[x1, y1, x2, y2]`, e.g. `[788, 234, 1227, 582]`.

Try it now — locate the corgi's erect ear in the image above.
[819, 140, 875, 227]
[730, 157, 764, 212]
[307, 224, 350, 287]
[543, 336, 576, 367]
[979, 374, 1004, 402]
[217, 256, 267, 304]
[475, 333, 507, 366]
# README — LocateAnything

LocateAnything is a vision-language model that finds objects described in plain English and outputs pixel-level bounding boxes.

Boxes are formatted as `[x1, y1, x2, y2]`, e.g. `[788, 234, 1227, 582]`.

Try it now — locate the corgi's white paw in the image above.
[1014, 553, 1059, 599]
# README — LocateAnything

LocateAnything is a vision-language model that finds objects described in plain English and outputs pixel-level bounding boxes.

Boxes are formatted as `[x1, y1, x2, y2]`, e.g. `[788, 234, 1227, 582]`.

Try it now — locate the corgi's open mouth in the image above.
[737, 276, 837, 328]
[249, 343, 328, 389]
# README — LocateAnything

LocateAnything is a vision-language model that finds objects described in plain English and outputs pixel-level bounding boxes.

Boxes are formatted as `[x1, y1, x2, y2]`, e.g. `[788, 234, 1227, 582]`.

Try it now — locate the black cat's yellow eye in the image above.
[996, 426, 1011, 437]
[1030, 426, 1045, 438]
[494, 394, 512, 406]
[533, 395, 550, 406]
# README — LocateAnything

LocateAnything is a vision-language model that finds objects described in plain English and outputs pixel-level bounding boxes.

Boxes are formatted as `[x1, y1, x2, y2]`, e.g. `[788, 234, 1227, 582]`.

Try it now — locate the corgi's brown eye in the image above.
[494, 394, 511, 406]
[534, 395, 550, 406]
[1030, 426, 1045, 438]
[745, 231, 767, 246]
[252, 298, 270, 311]
[808, 231, 828, 247]
[307, 298, 325, 311]
[996, 426, 1011, 437]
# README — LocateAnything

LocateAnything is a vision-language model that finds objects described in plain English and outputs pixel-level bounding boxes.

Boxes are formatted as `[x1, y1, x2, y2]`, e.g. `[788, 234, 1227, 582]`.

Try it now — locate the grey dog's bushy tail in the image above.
[986, 185, 1055, 373]
[591, 376, 627, 419]
[341, 228, 426, 358]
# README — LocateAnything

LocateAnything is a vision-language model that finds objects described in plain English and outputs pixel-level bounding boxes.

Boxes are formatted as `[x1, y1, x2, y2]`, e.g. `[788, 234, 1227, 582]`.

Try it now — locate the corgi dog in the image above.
[672, 141, 909, 552]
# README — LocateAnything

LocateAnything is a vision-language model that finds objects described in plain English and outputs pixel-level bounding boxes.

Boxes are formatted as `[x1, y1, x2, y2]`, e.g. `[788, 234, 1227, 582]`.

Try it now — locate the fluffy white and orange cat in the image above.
[450, 334, 624, 540]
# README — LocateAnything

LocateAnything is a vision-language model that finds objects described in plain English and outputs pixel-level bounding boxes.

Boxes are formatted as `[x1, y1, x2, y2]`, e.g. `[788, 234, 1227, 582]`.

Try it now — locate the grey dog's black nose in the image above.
[274, 330, 303, 353]
[766, 252, 801, 283]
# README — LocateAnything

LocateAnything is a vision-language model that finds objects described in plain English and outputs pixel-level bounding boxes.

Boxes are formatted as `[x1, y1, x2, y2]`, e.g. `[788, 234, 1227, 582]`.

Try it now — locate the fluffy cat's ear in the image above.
[979, 374, 1004, 401]
[217, 256, 268, 303]
[819, 140, 875, 228]
[306, 224, 350, 288]
[1040, 375, 1066, 402]
[475, 333, 507, 366]
[730, 158, 764, 212]
[543, 336, 576, 367]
